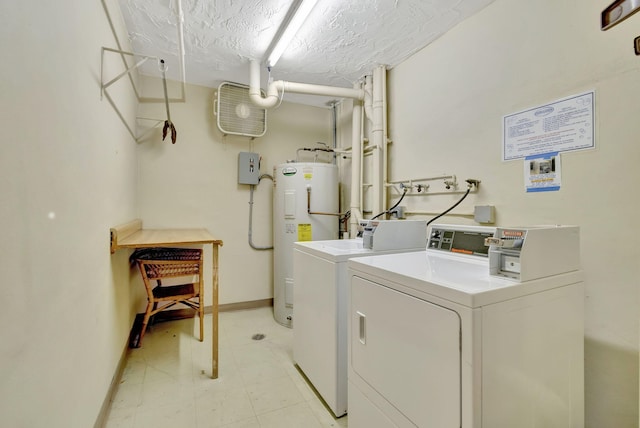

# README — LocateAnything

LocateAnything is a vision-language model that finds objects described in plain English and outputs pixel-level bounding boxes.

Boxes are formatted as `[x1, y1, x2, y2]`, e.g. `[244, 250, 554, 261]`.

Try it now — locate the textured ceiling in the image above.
[118, 0, 496, 105]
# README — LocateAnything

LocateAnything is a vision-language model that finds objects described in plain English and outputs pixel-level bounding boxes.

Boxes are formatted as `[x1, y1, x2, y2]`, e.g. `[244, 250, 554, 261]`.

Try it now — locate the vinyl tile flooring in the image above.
[105, 307, 348, 428]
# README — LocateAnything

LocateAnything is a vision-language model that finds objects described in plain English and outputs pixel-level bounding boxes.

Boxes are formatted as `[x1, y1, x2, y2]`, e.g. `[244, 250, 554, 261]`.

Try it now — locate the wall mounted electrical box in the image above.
[238, 152, 260, 185]
[474, 205, 495, 224]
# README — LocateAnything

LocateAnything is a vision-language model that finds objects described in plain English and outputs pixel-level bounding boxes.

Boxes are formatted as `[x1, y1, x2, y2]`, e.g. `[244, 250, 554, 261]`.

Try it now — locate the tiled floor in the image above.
[105, 307, 348, 428]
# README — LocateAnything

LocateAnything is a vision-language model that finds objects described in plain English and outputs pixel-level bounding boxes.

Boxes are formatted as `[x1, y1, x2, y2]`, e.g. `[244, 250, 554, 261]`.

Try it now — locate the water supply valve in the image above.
[444, 176, 458, 190]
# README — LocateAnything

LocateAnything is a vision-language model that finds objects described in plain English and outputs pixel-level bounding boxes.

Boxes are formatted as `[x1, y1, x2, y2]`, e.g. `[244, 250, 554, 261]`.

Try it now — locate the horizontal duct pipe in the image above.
[249, 60, 365, 108]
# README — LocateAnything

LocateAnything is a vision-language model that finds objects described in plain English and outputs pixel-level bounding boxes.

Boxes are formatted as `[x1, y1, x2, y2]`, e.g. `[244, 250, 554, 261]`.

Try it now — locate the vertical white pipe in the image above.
[363, 75, 373, 123]
[371, 66, 385, 216]
[249, 60, 280, 108]
[360, 96, 365, 212]
[381, 66, 388, 210]
[350, 83, 363, 238]
[176, 0, 187, 101]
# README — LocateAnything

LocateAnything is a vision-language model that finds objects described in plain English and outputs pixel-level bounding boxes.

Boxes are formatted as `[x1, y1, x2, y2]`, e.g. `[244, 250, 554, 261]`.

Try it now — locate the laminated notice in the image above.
[298, 224, 312, 241]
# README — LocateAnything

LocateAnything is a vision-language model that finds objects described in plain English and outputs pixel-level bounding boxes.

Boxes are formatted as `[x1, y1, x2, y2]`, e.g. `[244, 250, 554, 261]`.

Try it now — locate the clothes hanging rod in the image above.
[101, 0, 186, 103]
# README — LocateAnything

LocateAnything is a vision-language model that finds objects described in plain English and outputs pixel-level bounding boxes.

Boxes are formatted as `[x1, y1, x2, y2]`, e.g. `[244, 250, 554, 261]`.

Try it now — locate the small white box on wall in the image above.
[474, 205, 495, 224]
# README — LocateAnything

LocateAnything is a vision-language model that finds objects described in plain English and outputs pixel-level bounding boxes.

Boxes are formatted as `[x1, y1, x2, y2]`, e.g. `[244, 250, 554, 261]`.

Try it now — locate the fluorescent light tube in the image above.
[267, 0, 319, 67]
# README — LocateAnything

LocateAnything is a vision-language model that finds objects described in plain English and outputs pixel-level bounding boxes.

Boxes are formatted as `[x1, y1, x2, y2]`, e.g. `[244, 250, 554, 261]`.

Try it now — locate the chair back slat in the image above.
[141, 260, 202, 279]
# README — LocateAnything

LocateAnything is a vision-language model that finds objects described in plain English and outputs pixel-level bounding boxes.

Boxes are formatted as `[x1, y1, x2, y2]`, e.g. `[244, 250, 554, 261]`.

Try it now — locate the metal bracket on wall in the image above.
[100, 47, 170, 142]
[385, 174, 477, 196]
[100, 0, 186, 142]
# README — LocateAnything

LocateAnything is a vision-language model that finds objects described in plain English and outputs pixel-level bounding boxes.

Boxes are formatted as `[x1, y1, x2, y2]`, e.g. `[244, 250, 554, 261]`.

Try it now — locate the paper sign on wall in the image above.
[524, 152, 561, 192]
[503, 91, 595, 161]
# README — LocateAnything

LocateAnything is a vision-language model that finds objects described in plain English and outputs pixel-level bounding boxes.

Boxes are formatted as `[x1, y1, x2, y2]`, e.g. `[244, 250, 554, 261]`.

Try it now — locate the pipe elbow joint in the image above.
[249, 92, 278, 108]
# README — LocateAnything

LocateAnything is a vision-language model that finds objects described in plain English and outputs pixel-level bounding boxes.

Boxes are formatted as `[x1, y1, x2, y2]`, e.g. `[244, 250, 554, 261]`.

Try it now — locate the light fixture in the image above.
[601, 0, 640, 30]
[265, 0, 319, 67]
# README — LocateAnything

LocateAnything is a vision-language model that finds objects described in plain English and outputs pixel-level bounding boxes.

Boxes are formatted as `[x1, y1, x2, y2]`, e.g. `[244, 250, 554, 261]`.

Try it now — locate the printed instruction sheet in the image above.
[503, 91, 594, 161]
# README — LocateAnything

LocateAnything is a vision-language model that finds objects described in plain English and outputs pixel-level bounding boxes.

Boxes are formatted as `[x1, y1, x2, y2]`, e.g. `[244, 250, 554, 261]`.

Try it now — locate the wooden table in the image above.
[110, 219, 223, 379]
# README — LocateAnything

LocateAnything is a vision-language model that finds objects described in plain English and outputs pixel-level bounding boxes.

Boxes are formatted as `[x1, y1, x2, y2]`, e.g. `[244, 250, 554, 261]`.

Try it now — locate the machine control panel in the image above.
[360, 220, 427, 251]
[427, 224, 581, 281]
[485, 228, 525, 249]
[486, 225, 580, 281]
[427, 225, 495, 257]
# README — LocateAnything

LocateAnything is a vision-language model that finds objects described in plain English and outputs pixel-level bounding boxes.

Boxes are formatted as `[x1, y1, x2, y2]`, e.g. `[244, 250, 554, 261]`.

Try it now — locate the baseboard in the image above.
[94, 338, 129, 428]
[217, 298, 273, 312]
[134, 298, 274, 321]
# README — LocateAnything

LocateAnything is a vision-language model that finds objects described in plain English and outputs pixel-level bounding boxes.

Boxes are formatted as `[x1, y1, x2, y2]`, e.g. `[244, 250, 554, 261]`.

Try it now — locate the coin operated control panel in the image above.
[427, 224, 496, 258]
[485, 225, 580, 281]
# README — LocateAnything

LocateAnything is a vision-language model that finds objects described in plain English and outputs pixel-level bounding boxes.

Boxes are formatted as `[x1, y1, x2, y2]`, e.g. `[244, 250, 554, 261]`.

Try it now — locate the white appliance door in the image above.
[293, 249, 346, 416]
[351, 276, 461, 427]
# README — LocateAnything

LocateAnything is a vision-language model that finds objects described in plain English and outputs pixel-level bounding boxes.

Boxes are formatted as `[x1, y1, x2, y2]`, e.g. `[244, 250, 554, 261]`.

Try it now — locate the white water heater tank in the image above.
[273, 162, 339, 327]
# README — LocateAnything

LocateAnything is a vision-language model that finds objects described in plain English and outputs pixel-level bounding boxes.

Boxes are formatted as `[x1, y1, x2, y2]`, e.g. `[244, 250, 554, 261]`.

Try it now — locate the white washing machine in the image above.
[293, 220, 427, 417]
[347, 224, 584, 428]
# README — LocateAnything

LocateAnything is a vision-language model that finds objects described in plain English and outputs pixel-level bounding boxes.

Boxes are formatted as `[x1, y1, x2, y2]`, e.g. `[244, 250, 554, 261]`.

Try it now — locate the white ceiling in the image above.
[117, 0, 496, 106]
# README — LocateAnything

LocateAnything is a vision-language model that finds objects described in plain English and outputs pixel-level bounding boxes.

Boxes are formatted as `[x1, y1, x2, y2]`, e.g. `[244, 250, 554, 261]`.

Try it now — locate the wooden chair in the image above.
[131, 247, 204, 347]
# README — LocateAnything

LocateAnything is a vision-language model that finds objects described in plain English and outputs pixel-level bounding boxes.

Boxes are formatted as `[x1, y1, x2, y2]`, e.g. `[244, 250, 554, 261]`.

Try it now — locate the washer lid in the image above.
[348, 251, 583, 308]
[294, 239, 424, 262]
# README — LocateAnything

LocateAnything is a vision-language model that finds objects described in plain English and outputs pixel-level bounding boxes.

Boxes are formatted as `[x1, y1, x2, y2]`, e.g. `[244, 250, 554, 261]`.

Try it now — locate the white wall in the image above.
[3, 0, 636, 426]
[0, 1, 141, 426]
[136, 77, 332, 305]
[386, 0, 639, 426]
[0, 0, 330, 423]
[0, 1, 331, 424]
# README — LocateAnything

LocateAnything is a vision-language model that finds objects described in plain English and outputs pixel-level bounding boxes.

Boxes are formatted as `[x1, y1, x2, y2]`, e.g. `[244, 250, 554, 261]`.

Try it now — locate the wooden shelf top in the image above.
[110, 219, 222, 253]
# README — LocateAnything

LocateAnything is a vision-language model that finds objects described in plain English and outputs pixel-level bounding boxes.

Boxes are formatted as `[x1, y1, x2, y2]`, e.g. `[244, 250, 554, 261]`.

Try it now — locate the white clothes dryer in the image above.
[347, 224, 584, 428]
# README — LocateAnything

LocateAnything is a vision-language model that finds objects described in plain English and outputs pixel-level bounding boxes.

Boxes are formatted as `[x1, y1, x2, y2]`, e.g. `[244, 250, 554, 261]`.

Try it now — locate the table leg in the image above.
[212, 243, 219, 379]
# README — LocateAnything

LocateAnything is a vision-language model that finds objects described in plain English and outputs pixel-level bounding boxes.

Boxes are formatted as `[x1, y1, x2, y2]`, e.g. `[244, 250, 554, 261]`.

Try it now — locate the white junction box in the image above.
[474, 205, 495, 224]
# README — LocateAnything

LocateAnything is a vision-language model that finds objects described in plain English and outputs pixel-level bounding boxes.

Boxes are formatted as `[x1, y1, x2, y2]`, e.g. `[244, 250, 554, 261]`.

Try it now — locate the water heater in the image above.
[273, 162, 339, 327]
